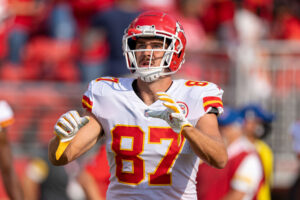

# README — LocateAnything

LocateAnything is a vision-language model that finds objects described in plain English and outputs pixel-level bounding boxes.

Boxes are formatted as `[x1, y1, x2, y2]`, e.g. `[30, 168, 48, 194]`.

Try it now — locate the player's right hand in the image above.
[54, 110, 89, 142]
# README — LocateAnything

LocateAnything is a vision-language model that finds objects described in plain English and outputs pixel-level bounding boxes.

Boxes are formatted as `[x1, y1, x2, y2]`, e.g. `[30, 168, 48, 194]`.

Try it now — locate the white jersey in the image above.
[0, 100, 14, 129]
[82, 77, 224, 200]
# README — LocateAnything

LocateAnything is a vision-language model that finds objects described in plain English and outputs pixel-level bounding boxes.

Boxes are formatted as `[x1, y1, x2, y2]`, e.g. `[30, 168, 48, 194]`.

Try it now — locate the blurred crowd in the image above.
[0, 0, 299, 83]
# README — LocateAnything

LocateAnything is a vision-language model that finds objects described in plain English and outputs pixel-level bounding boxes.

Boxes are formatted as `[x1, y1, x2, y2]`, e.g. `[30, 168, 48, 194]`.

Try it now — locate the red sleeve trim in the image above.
[82, 95, 93, 112]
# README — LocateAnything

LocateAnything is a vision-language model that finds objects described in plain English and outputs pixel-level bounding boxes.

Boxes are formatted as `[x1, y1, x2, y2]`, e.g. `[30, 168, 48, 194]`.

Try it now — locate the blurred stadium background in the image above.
[0, 0, 299, 199]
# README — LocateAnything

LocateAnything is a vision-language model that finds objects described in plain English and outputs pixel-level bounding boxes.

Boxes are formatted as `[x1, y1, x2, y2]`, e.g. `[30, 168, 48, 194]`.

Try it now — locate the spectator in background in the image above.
[70, 0, 114, 32]
[271, 1, 300, 40]
[174, 0, 208, 52]
[197, 106, 264, 200]
[172, 0, 208, 80]
[6, 0, 47, 66]
[289, 120, 300, 200]
[70, 0, 114, 82]
[199, 0, 236, 46]
[240, 104, 275, 200]
[0, 0, 13, 60]
[233, 1, 272, 105]
[47, 0, 77, 42]
[88, 0, 141, 78]
[242, 0, 273, 24]
[1, 0, 80, 82]
[77, 145, 110, 200]
[77, 22, 109, 83]
[0, 100, 23, 200]
[7, 0, 77, 59]
[139, 0, 176, 13]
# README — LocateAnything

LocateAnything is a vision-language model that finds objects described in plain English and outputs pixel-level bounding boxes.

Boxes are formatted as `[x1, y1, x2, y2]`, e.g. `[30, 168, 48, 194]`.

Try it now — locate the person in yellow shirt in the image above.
[240, 104, 275, 200]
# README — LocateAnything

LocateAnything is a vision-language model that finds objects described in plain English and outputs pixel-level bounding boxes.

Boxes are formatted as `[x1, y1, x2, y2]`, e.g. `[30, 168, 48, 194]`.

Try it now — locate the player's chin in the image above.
[139, 62, 161, 68]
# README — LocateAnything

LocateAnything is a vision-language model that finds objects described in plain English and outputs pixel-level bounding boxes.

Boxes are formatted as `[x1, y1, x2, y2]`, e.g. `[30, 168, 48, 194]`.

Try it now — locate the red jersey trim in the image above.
[0, 118, 14, 128]
[203, 96, 223, 112]
[82, 95, 93, 112]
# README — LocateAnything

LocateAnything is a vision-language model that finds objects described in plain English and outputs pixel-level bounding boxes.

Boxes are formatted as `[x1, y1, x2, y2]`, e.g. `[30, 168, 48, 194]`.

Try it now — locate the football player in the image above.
[0, 101, 23, 200]
[49, 11, 228, 199]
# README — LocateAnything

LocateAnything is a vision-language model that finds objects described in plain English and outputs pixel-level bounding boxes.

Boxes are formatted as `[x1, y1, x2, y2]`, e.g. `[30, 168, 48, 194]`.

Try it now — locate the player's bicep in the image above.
[66, 113, 103, 161]
[85, 111, 104, 138]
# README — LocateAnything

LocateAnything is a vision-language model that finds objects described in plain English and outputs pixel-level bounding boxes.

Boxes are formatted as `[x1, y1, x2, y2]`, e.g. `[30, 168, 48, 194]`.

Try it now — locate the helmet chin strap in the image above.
[136, 68, 163, 82]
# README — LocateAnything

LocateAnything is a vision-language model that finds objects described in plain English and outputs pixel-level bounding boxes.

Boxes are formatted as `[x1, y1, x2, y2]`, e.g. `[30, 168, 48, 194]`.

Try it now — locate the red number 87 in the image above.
[111, 125, 184, 186]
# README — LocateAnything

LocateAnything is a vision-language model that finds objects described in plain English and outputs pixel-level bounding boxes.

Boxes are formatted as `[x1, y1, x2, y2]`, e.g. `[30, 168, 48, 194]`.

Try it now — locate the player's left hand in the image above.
[145, 92, 192, 144]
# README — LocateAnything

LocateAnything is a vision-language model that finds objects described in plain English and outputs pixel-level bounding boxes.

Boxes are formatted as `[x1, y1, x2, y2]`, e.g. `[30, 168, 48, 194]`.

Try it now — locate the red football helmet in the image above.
[122, 11, 186, 82]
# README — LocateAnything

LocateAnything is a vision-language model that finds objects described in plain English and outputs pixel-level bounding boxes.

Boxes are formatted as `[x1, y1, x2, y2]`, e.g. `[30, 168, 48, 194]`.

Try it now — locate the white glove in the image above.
[54, 110, 90, 142]
[145, 92, 192, 144]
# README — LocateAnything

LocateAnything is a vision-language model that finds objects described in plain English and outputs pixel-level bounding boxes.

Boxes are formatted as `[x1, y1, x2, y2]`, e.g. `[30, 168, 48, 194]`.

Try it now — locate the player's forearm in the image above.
[0, 143, 23, 200]
[48, 136, 70, 166]
[182, 126, 228, 169]
[50, 111, 102, 165]
[49, 129, 100, 166]
[2, 171, 23, 200]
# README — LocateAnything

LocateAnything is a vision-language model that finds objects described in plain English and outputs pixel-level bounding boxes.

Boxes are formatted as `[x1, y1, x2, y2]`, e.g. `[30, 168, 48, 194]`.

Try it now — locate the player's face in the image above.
[135, 37, 166, 68]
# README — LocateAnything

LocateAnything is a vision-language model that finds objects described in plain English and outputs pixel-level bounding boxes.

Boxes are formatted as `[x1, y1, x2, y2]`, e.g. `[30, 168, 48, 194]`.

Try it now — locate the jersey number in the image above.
[185, 80, 208, 87]
[111, 125, 184, 186]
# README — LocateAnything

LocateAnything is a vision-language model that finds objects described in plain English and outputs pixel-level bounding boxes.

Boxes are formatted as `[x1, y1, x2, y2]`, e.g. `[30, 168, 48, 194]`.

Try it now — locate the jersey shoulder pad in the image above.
[182, 80, 223, 96]
[82, 77, 125, 112]
[90, 77, 121, 93]
[182, 80, 224, 115]
[94, 77, 120, 84]
[183, 80, 222, 91]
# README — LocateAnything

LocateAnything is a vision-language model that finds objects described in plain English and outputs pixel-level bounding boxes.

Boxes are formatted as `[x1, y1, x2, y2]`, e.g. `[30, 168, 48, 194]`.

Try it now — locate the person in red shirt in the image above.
[197, 106, 264, 200]
[6, 0, 46, 65]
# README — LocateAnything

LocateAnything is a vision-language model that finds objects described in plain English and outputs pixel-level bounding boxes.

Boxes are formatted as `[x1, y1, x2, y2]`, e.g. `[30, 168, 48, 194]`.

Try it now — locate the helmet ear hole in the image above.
[166, 38, 172, 46]
[128, 38, 136, 50]
[177, 51, 182, 58]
